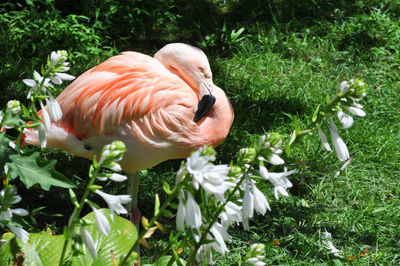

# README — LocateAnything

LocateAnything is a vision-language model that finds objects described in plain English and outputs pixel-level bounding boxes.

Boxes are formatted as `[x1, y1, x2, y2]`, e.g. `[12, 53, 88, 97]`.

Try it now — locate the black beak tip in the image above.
[193, 94, 216, 122]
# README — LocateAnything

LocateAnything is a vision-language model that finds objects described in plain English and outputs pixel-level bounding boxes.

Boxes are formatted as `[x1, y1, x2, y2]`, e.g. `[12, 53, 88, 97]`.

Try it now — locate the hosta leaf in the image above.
[1, 210, 138, 265]
[0, 230, 67, 266]
[71, 209, 138, 265]
[8, 152, 75, 190]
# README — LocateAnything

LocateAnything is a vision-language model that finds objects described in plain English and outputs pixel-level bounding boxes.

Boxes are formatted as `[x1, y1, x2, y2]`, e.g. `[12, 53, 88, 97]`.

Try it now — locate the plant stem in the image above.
[119, 182, 184, 266]
[59, 165, 100, 265]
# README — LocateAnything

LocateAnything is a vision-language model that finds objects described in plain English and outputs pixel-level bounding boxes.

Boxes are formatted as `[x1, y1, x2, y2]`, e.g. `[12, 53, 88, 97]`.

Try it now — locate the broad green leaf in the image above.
[71, 209, 138, 265]
[0, 230, 67, 266]
[8, 152, 75, 190]
[0, 233, 21, 266]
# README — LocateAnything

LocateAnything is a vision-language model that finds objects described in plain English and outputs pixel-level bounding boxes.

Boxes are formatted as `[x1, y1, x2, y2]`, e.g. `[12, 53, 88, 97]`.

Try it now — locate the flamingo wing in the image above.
[57, 52, 198, 141]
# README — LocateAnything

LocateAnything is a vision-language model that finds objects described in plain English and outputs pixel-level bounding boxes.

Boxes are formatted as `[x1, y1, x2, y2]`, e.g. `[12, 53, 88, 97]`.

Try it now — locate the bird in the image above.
[24, 43, 234, 238]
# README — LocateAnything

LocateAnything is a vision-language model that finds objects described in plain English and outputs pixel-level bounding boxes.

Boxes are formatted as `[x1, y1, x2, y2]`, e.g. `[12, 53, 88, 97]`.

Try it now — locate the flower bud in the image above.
[7, 100, 21, 114]
[238, 148, 256, 164]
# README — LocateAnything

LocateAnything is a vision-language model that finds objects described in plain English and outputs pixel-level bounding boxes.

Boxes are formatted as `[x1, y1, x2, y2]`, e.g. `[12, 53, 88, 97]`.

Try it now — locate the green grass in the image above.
[2, 0, 400, 264]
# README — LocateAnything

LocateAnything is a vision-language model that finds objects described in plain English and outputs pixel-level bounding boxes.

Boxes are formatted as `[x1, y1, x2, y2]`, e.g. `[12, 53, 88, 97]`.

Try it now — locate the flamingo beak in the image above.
[193, 78, 216, 122]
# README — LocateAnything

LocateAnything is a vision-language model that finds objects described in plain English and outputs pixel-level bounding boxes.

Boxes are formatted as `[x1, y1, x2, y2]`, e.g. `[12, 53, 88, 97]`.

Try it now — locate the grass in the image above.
[2, 0, 400, 264]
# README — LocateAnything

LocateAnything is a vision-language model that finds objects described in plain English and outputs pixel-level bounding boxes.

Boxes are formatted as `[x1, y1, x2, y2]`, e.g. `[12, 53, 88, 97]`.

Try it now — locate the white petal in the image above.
[80, 227, 97, 259]
[23, 79, 36, 87]
[176, 196, 186, 231]
[11, 208, 29, 216]
[259, 165, 269, 180]
[51, 76, 63, 85]
[33, 70, 42, 81]
[269, 154, 284, 165]
[344, 106, 366, 117]
[108, 173, 127, 182]
[91, 207, 110, 236]
[40, 102, 51, 132]
[252, 184, 270, 215]
[337, 110, 354, 129]
[8, 225, 29, 244]
[50, 51, 61, 66]
[55, 72, 75, 81]
[316, 124, 332, 151]
[242, 181, 254, 220]
[38, 124, 47, 148]
[327, 117, 349, 161]
[185, 192, 201, 229]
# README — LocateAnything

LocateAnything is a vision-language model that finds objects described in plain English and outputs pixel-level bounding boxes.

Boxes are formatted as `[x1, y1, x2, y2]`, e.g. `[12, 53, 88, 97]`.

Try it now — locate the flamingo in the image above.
[24, 43, 234, 239]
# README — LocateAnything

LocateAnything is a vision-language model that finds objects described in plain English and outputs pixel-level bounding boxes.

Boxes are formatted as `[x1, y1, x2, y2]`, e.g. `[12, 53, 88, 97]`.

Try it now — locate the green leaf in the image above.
[69, 189, 79, 208]
[163, 181, 172, 195]
[0, 233, 21, 266]
[0, 230, 67, 266]
[8, 152, 75, 190]
[312, 104, 320, 122]
[1, 210, 138, 265]
[154, 193, 160, 216]
[71, 209, 138, 265]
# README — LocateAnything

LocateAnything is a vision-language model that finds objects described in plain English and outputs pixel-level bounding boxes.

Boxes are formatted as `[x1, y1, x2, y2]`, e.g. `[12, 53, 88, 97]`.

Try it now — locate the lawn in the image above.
[1, 0, 399, 265]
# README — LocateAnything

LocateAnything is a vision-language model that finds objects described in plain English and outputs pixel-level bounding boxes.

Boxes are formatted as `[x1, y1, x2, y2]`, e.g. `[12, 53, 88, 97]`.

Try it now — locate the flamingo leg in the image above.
[127, 172, 141, 264]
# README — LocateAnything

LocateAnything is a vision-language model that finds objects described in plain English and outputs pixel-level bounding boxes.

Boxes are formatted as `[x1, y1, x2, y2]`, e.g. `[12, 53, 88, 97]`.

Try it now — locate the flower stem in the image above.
[59, 165, 100, 265]
[119, 182, 184, 266]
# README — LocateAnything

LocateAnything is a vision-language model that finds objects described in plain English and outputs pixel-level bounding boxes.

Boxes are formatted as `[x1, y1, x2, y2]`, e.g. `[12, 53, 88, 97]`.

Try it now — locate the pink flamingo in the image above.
[24, 43, 234, 230]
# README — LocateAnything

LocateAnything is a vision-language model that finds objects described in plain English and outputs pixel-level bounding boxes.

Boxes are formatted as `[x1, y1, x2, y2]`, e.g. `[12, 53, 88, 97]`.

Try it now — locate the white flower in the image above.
[219, 201, 242, 227]
[7, 100, 21, 114]
[11, 208, 29, 216]
[38, 124, 47, 148]
[40, 101, 51, 132]
[245, 243, 266, 266]
[97, 173, 127, 182]
[186, 149, 233, 200]
[337, 81, 350, 95]
[316, 124, 332, 151]
[80, 227, 97, 259]
[185, 192, 202, 229]
[50, 51, 62, 67]
[321, 230, 344, 258]
[195, 223, 232, 264]
[95, 190, 131, 221]
[327, 117, 349, 161]
[0, 111, 3, 125]
[263, 168, 295, 200]
[23, 71, 53, 99]
[187, 149, 212, 189]
[51, 76, 63, 85]
[268, 154, 285, 165]
[344, 105, 366, 117]
[209, 222, 231, 255]
[252, 183, 270, 215]
[337, 110, 354, 129]
[8, 224, 29, 244]
[45, 96, 63, 122]
[55, 72, 75, 81]
[242, 178, 254, 230]
[176, 195, 186, 231]
[90, 206, 110, 236]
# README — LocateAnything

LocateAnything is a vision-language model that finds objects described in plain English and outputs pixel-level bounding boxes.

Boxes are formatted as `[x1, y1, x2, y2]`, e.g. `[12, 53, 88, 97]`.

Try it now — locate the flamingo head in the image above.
[154, 43, 216, 122]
